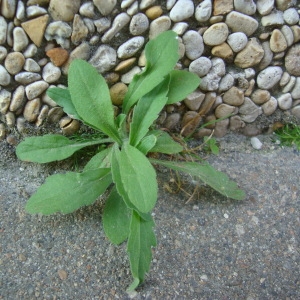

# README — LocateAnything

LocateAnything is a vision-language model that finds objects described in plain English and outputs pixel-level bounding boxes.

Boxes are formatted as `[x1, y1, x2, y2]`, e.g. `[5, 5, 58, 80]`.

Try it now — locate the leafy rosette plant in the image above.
[16, 31, 245, 291]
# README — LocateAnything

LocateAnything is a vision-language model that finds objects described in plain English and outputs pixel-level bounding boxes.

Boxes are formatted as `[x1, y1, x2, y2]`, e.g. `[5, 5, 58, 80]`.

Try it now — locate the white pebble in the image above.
[42, 62, 61, 83]
[79, 2, 95, 18]
[117, 36, 145, 59]
[257, 0, 274, 16]
[250, 137, 263, 150]
[189, 57, 212, 77]
[93, 0, 116, 15]
[169, 0, 194, 22]
[172, 22, 188, 35]
[261, 10, 284, 26]
[277, 93, 292, 110]
[0, 16, 7, 44]
[129, 13, 149, 35]
[291, 77, 300, 99]
[121, 66, 141, 84]
[89, 45, 117, 73]
[0, 64, 11, 86]
[44, 21, 72, 48]
[234, 0, 256, 15]
[25, 80, 49, 100]
[257, 66, 283, 89]
[195, 0, 212, 22]
[15, 72, 42, 84]
[13, 27, 29, 52]
[183, 30, 204, 60]
[227, 32, 248, 52]
[283, 8, 299, 25]
[0, 46, 7, 61]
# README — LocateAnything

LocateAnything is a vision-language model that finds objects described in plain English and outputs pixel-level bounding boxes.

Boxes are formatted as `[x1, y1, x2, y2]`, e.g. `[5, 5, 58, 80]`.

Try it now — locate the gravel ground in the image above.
[0, 133, 299, 299]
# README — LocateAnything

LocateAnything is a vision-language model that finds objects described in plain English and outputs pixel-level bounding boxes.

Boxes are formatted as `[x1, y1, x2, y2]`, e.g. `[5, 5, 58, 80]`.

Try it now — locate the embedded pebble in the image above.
[0, 65, 11, 86]
[229, 115, 245, 131]
[291, 106, 300, 118]
[270, 29, 287, 53]
[1, 0, 17, 19]
[250, 137, 263, 150]
[195, 0, 212, 22]
[4, 52, 25, 75]
[49, 0, 80, 22]
[225, 11, 259, 36]
[223, 86, 244, 106]
[121, 0, 136, 9]
[44, 21, 72, 48]
[110, 82, 128, 106]
[46, 47, 69, 67]
[276, 0, 297, 11]
[239, 97, 262, 122]
[126, 1, 139, 15]
[0, 17, 8, 44]
[219, 74, 235, 92]
[234, 0, 256, 15]
[79, 2, 95, 18]
[26, 6, 47, 18]
[13, 27, 29, 52]
[24, 58, 41, 72]
[23, 98, 41, 122]
[251, 89, 271, 105]
[93, 0, 116, 16]
[15, 72, 41, 84]
[146, 6, 163, 19]
[214, 118, 229, 137]
[257, 66, 283, 89]
[117, 36, 145, 59]
[0, 90, 11, 114]
[215, 103, 237, 118]
[71, 14, 89, 45]
[23, 44, 38, 58]
[203, 23, 229, 46]
[94, 18, 111, 34]
[9, 86, 25, 112]
[261, 10, 284, 26]
[291, 77, 300, 99]
[130, 13, 149, 35]
[169, 0, 194, 22]
[282, 76, 296, 93]
[285, 44, 300, 76]
[164, 113, 181, 130]
[42, 62, 61, 83]
[261, 96, 278, 116]
[183, 30, 204, 60]
[0, 46, 8, 61]
[172, 22, 188, 35]
[149, 16, 171, 39]
[184, 91, 205, 111]
[189, 57, 212, 77]
[277, 93, 292, 110]
[121, 66, 141, 84]
[281, 25, 294, 47]
[283, 8, 299, 25]
[227, 32, 248, 52]
[257, 0, 274, 15]
[5, 111, 15, 127]
[291, 25, 300, 43]
[89, 45, 117, 73]
[25, 80, 49, 100]
[211, 43, 233, 61]
[16, 1, 25, 21]
[258, 41, 273, 70]
[280, 71, 291, 86]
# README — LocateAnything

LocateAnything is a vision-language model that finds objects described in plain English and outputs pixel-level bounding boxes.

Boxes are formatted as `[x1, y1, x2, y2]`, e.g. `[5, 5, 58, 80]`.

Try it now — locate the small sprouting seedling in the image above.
[16, 31, 245, 291]
[274, 123, 300, 150]
[203, 136, 220, 155]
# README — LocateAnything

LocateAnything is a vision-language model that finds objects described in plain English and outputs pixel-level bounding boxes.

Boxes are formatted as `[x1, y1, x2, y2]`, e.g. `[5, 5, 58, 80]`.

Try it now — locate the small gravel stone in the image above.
[234, 38, 264, 68]
[25, 80, 49, 100]
[229, 115, 245, 130]
[189, 56, 212, 77]
[49, 0, 80, 21]
[280, 71, 291, 86]
[117, 36, 145, 59]
[291, 105, 300, 118]
[23, 98, 41, 122]
[15, 72, 41, 84]
[9, 86, 25, 112]
[0, 46, 7, 61]
[281, 25, 294, 47]
[23, 44, 38, 58]
[261, 96, 277, 115]
[102, 13, 131, 43]
[211, 42, 233, 61]
[42, 62, 61, 83]
[184, 91, 205, 111]
[203, 23, 229, 46]
[1, 0, 17, 19]
[0, 17, 8, 44]
[251, 89, 271, 105]
[79, 2, 95, 18]
[26, 5, 47, 18]
[13, 27, 29, 52]
[261, 10, 284, 26]
[110, 82, 128, 106]
[24, 58, 41, 72]
[199, 92, 217, 114]
[0, 89, 11, 114]
[239, 97, 262, 122]
[250, 137, 263, 150]
[71, 14, 89, 45]
[270, 29, 287, 53]
[225, 11, 258, 36]
[285, 44, 300, 76]
[257, 66, 283, 89]
[195, 0, 212, 22]
[94, 18, 111, 34]
[44, 21, 72, 48]
[277, 93, 292, 110]
[234, 0, 256, 15]
[282, 76, 296, 93]
[256, 0, 274, 15]
[89, 45, 116, 73]
[129, 13, 149, 35]
[215, 103, 237, 118]
[149, 16, 171, 39]
[283, 8, 299, 25]
[214, 118, 229, 137]
[0, 65, 11, 86]
[219, 73, 235, 92]
[121, 0, 136, 9]
[223, 86, 244, 106]
[291, 77, 300, 99]
[93, 0, 116, 16]
[169, 0, 194, 22]
[290, 25, 300, 43]
[146, 6, 163, 19]
[183, 30, 204, 60]
[227, 32, 248, 52]
[126, 1, 138, 15]
[46, 47, 69, 67]
[16, 0, 25, 21]
[258, 41, 273, 70]
[4, 52, 25, 75]
[115, 57, 136, 72]
[121, 66, 141, 84]
[164, 113, 181, 130]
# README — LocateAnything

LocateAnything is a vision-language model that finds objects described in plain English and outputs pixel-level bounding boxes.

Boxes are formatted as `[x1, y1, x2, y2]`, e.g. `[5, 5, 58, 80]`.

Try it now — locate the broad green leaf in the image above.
[103, 186, 131, 245]
[127, 210, 156, 291]
[68, 60, 121, 144]
[150, 159, 246, 200]
[129, 79, 169, 146]
[166, 70, 201, 104]
[137, 134, 157, 155]
[83, 147, 112, 171]
[16, 134, 113, 163]
[47, 87, 81, 120]
[115, 113, 128, 140]
[25, 168, 112, 215]
[148, 130, 183, 154]
[122, 31, 179, 114]
[112, 143, 158, 213]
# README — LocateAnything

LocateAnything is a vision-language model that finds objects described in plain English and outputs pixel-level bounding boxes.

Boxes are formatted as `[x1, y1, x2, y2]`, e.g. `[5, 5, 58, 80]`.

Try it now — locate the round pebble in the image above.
[89, 45, 117, 73]
[195, 0, 212, 22]
[49, 0, 80, 21]
[203, 23, 229, 46]
[277, 93, 292, 110]
[117, 36, 145, 59]
[42, 62, 61, 83]
[169, 0, 194, 22]
[250, 137, 263, 150]
[4, 52, 25, 75]
[261, 96, 277, 116]
[0, 65, 11, 86]
[257, 66, 283, 89]
[283, 8, 299, 25]
[130, 13, 149, 35]
[183, 30, 204, 60]
[189, 57, 212, 77]
[227, 32, 248, 52]
[149, 16, 171, 39]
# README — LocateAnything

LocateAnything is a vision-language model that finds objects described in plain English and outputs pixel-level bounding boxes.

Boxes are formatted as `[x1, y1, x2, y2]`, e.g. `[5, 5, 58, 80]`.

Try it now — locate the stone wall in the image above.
[0, 0, 300, 143]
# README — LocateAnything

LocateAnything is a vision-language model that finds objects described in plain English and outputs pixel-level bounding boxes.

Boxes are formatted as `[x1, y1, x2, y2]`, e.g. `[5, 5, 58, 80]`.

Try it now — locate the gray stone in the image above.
[276, 0, 296, 11]
[0, 90, 11, 114]
[203, 23, 229, 46]
[291, 77, 300, 99]
[93, 0, 116, 15]
[258, 41, 273, 70]
[121, 66, 141, 84]
[261, 10, 284, 26]
[149, 16, 171, 39]
[195, 0, 212, 22]
[291, 105, 300, 118]
[282, 76, 296, 93]
[211, 58, 226, 76]
[94, 18, 111, 34]
[183, 30, 204, 60]
[261, 96, 278, 115]
[270, 29, 287, 52]
[42, 62, 61, 83]
[89, 45, 117, 73]
[24, 58, 41, 72]
[4, 51, 25, 75]
[172, 22, 188, 36]
[49, 0, 80, 21]
[169, 0, 194, 22]
[239, 97, 262, 122]
[164, 113, 181, 130]
[13, 27, 29, 51]
[257, 0, 274, 15]
[121, 0, 136, 9]
[277, 93, 293, 110]
[0, 65, 11, 86]
[71, 14, 89, 45]
[15, 72, 42, 84]
[0, 17, 7, 45]
[9, 85, 25, 112]
[234, 0, 256, 15]
[130, 13, 149, 35]
[219, 74, 235, 92]
[283, 8, 299, 25]
[223, 86, 244, 106]
[229, 115, 245, 131]
[45, 21, 72, 48]
[199, 72, 221, 91]
[126, 1, 139, 15]
[257, 66, 283, 89]
[281, 25, 294, 47]
[285, 44, 300, 76]
[189, 57, 212, 77]
[184, 91, 205, 110]
[25, 80, 49, 100]
[23, 44, 38, 58]
[215, 103, 237, 118]
[251, 137, 263, 150]
[227, 32, 248, 52]
[26, 5, 47, 18]
[117, 36, 145, 59]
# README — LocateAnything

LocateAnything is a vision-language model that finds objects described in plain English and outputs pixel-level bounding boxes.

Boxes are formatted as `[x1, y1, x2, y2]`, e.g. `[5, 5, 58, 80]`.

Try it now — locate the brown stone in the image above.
[145, 6, 163, 20]
[290, 25, 300, 43]
[270, 29, 287, 53]
[223, 86, 244, 106]
[211, 42, 233, 61]
[215, 103, 237, 118]
[114, 58, 136, 72]
[21, 15, 49, 47]
[251, 89, 271, 105]
[199, 92, 216, 115]
[109, 82, 128, 106]
[213, 0, 233, 15]
[46, 48, 69, 67]
[285, 44, 300, 76]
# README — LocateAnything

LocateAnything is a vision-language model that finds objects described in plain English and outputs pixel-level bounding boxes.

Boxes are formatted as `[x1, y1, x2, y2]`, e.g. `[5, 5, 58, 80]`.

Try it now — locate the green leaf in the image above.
[129, 79, 169, 146]
[111, 143, 158, 213]
[68, 59, 121, 144]
[25, 168, 112, 215]
[137, 134, 157, 155]
[166, 70, 201, 104]
[103, 186, 131, 245]
[148, 130, 183, 154]
[150, 159, 246, 200]
[122, 31, 179, 114]
[83, 147, 112, 171]
[127, 210, 156, 291]
[16, 134, 113, 163]
[47, 87, 81, 120]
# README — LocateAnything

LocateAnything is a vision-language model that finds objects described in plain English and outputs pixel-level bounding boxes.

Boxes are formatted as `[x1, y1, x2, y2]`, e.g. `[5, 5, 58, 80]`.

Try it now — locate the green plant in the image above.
[274, 122, 300, 150]
[203, 136, 219, 155]
[16, 31, 245, 291]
